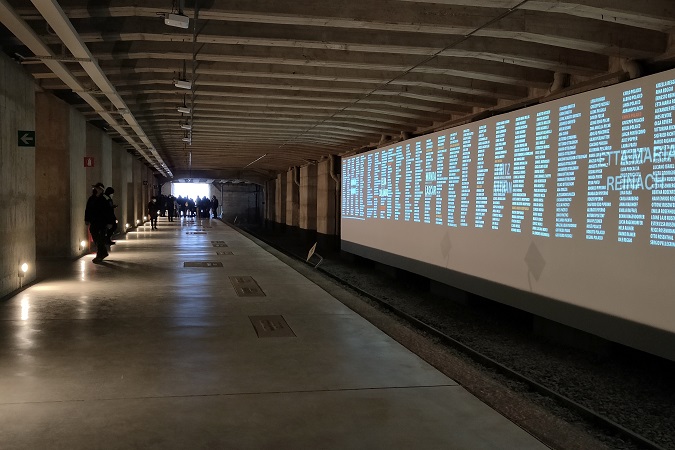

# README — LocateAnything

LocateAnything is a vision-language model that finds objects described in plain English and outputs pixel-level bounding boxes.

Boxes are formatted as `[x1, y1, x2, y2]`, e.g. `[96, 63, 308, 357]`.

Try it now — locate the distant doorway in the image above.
[171, 182, 210, 200]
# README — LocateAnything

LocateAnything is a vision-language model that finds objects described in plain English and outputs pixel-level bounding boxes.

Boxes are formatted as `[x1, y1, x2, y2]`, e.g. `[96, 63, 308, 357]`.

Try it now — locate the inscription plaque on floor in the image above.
[184, 261, 223, 268]
[229, 276, 265, 297]
[249, 315, 295, 338]
[211, 240, 226, 244]
[212, 243, 228, 247]
[216, 251, 233, 255]
[186, 231, 206, 235]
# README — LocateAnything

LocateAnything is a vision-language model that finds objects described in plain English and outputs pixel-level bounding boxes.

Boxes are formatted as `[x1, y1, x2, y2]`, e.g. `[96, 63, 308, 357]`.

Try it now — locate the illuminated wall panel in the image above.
[342, 69, 675, 358]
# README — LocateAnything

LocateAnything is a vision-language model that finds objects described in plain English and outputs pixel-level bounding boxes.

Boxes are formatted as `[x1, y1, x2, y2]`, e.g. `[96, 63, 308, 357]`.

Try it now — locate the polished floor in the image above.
[0, 218, 547, 449]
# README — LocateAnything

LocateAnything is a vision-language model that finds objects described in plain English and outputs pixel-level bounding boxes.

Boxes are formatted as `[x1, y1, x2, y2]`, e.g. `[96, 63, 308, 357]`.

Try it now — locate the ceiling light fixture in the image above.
[177, 106, 191, 114]
[164, 13, 189, 29]
[174, 79, 192, 90]
[162, 0, 190, 29]
[180, 122, 192, 130]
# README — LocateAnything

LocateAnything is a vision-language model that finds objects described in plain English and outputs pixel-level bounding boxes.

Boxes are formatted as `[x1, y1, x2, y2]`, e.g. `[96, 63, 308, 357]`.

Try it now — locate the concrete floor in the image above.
[0, 218, 548, 449]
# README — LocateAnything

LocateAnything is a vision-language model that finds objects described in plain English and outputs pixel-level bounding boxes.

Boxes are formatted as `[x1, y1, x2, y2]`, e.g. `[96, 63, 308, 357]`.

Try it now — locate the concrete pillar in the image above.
[264, 180, 276, 226]
[300, 164, 317, 231]
[85, 123, 112, 189]
[123, 153, 134, 230]
[131, 158, 142, 227]
[275, 172, 287, 225]
[317, 157, 339, 236]
[143, 166, 153, 222]
[0, 52, 36, 296]
[35, 92, 88, 258]
[111, 143, 128, 234]
[286, 168, 300, 227]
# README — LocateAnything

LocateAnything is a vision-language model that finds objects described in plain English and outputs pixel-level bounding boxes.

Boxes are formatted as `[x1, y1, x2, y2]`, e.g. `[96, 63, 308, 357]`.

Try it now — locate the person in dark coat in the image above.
[167, 195, 176, 222]
[85, 182, 115, 264]
[211, 195, 219, 218]
[148, 196, 160, 230]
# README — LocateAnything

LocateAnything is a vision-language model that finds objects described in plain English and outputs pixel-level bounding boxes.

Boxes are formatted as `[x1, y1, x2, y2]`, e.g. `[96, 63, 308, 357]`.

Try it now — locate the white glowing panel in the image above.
[342, 68, 675, 336]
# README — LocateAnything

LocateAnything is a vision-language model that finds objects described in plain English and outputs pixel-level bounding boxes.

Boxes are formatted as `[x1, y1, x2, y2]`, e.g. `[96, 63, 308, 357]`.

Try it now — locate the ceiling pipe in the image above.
[546, 72, 570, 95]
[621, 59, 642, 80]
[292, 166, 301, 187]
[328, 154, 341, 187]
[29, 0, 172, 177]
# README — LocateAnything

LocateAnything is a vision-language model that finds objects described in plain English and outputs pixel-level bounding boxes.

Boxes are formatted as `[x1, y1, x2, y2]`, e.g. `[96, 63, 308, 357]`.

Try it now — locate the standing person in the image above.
[103, 187, 118, 245]
[148, 196, 160, 230]
[167, 195, 176, 222]
[85, 182, 115, 264]
[211, 195, 219, 218]
[202, 196, 211, 219]
[158, 194, 167, 217]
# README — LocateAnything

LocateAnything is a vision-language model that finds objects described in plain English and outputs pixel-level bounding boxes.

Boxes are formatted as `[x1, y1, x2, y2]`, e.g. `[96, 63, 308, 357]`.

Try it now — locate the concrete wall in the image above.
[210, 184, 262, 223]
[0, 53, 35, 297]
[299, 164, 318, 230]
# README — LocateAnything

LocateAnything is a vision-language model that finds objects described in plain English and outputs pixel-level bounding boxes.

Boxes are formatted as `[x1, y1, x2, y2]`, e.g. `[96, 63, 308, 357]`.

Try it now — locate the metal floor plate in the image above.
[249, 315, 296, 337]
[183, 261, 224, 268]
[216, 251, 233, 255]
[229, 276, 265, 297]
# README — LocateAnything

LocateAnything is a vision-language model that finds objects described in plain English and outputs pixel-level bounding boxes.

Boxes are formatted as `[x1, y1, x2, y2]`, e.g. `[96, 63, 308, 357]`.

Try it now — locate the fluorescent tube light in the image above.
[181, 123, 192, 130]
[177, 106, 191, 114]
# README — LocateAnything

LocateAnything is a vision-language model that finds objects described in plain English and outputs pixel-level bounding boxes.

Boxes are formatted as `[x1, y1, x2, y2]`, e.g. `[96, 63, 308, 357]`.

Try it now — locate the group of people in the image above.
[84, 183, 117, 264]
[85, 184, 222, 264]
[154, 194, 220, 220]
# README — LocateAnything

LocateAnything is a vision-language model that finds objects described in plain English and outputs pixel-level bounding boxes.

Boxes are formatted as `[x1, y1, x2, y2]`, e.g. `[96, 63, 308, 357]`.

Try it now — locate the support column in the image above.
[300, 164, 317, 231]
[35, 92, 87, 258]
[85, 123, 112, 189]
[265, 180, 276, 228]
[286, 167, 300, 228]
[111, 142, 128, 235]
[317, 156, 339, 236]
[131, 158, 142, 227]
[275, 172, 286, 226]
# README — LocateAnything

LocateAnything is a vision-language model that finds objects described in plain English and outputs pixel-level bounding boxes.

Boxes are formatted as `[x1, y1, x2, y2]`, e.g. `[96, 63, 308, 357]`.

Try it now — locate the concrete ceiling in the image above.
[2, 0, 675, 184]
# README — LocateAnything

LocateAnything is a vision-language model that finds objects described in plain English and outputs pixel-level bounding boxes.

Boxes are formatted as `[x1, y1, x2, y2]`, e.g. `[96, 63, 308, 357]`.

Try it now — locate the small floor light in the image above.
[144, 216, 147, 221]
[80, 240, 88, 250]
[19, 262, 28, 287]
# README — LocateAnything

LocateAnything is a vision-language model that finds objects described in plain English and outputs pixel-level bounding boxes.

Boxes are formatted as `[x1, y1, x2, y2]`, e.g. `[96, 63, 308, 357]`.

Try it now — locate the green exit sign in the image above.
[18, 130, 35, 147]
